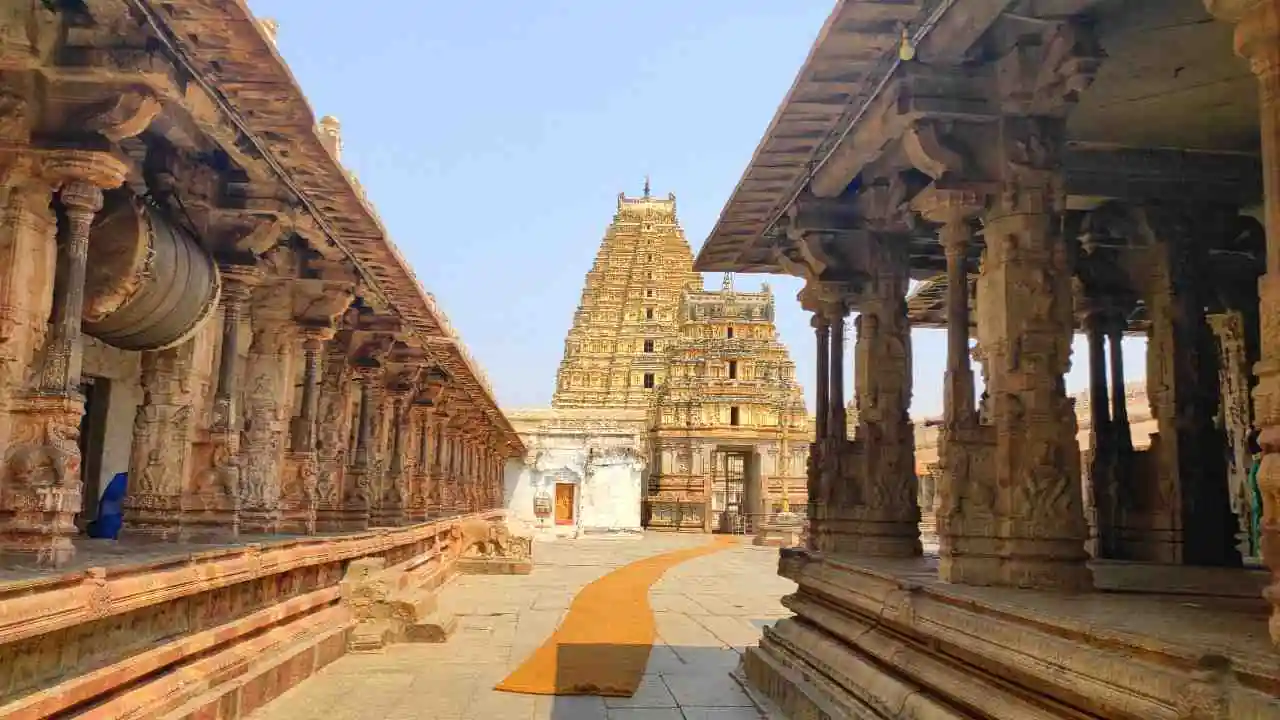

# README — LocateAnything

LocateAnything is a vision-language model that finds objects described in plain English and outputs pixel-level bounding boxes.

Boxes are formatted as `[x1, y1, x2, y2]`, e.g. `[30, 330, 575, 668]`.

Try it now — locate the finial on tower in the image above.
[722, 273, 734, 291]
[643, 175, 651, 199]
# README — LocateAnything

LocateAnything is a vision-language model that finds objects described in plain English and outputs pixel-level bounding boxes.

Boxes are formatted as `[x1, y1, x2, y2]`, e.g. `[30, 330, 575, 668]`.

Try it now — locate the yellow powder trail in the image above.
[494, 535, 737, 697]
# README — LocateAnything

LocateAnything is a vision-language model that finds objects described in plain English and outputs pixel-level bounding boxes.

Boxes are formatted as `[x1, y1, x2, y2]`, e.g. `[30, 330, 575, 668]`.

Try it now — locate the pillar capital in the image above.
[41, 149, 129, 194]
[218, 263, 265, 300]
[910, 186, 985, 230]
[1206, 1, 1280, 69]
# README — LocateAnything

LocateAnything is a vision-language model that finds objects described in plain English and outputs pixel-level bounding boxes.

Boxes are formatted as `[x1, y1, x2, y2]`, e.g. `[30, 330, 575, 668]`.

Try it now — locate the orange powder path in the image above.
[494, 535, 737, 698]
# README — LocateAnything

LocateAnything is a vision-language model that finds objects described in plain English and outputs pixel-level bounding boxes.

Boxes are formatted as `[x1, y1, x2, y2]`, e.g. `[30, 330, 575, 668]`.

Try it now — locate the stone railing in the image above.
[0, 510, 531, 720]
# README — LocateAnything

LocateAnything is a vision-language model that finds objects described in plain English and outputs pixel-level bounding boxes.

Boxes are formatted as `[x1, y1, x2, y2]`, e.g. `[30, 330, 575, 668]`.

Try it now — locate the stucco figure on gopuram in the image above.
[696, 0, 1280, 717]
[0, 1, 523, 568]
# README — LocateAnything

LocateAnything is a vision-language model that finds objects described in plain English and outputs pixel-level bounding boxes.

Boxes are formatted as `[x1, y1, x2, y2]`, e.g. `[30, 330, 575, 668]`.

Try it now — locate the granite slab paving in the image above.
[246, 533, 795, 720]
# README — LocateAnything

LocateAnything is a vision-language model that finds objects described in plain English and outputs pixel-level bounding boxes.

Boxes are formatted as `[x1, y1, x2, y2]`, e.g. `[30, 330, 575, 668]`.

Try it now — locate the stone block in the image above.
[458, 556, 534, 575]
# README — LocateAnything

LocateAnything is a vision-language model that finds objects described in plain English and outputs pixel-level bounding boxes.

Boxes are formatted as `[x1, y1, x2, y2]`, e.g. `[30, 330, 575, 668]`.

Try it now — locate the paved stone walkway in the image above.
[249, 534, 796, 720]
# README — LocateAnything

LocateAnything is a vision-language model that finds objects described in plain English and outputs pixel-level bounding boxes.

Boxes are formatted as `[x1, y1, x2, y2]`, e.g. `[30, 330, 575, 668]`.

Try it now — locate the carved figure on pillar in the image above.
[238, 287, 298, 534]
[314, 345, 354, 531]
[280, 325, 333, 534]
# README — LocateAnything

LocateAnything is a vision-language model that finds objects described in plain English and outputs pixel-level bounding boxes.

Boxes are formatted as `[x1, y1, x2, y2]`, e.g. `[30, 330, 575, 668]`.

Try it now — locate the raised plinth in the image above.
[744, 549, 1278, 719]
[753, 512, 805, 548]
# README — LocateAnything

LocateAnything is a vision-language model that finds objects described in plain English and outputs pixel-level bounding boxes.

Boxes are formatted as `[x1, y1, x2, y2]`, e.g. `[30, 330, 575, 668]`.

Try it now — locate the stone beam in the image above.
[811, 65, 998, 198]
[1063, 146, 1264, 206]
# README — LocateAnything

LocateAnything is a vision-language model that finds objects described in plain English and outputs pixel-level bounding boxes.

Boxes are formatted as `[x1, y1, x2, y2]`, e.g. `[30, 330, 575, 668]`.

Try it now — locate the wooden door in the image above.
[554, 483, 575, 525]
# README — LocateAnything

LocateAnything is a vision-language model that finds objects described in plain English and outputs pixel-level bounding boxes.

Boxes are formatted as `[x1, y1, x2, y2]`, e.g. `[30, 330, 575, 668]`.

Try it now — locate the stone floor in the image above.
[248, 533, 796, 720]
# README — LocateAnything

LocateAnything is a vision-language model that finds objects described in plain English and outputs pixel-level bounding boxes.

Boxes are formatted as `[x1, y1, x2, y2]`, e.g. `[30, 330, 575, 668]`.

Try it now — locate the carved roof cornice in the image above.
[113, 0, 522, 455]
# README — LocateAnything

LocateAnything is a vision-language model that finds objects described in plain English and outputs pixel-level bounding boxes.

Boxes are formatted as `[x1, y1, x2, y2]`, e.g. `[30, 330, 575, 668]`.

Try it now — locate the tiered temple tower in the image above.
[646, 275, 810, 532]
[552, 180, 701, 409]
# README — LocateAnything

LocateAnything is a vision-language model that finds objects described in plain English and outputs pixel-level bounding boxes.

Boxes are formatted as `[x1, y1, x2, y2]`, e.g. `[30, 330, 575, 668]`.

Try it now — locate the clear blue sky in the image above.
[253, 0, 1147, 417]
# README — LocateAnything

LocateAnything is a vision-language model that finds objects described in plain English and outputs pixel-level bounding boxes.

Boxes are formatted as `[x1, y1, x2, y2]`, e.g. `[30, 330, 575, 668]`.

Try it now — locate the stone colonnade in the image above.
[796, 0, 1280, 641]
[0, 151, 510, 565]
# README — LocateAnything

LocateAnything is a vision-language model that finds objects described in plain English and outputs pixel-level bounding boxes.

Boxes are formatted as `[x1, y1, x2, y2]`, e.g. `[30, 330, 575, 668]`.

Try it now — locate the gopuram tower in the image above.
[505, 181, 809, 539]
[552, 179, 701, 409]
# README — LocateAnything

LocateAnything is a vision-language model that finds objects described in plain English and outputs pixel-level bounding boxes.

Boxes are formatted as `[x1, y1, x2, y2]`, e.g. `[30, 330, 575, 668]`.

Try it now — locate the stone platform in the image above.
[744, 550, 1280, 720]
[0, 511, 523, 720]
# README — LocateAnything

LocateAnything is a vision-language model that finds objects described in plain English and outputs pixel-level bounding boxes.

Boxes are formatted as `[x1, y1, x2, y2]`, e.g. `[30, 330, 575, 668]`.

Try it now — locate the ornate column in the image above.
[341, 367, 377, 530]
[1108, 320, 1132, 453]
[1205, 0, 1280, 640]
[1209, 311, 1258, 555]
[1141, 206, 1237, 567]
[373, 389, 410, 526]
[914, 189, 996, 580]
[184, 266, 260, 539]
[405, 404, 431, 522]
[123, 337, 209, 538]
[238, 289, 298, 535]
[0, 152, 126, 565]
[314, 346, 353, 532]
[428, 414, 446, 517]
[842, 236, 920, 557]
[279, 326, 331, 534]
[974, 120, 1092, 591]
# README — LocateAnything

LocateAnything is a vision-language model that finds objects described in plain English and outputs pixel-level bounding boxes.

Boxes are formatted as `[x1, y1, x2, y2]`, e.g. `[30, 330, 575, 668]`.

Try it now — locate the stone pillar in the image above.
[1205, 0, 1280, 640]
[0, 152, 126, 565]
[808, 315, 830, 531]
[842, 237, 920, 557]
[342, 367, 378, 530]
[185, 267, 259, 539]
[238, 295, 297, 535]
[973, 132, 1092, 590]
[828, 311, 847, 441]
[914, 190, 994, 581]
[373, 392, 409, 526]
[1083, 309, 1119, 559]
[1210, 311, 1258, 555]
[280, 326, 330, 534]
[405, 405, 431, 522]
[123, 339, 207, 538]
[314, 348, 353, 532]
[1108, 321, 1132, 453]
[428, 415, 446, 516]
[1141, 207, 1238, 567]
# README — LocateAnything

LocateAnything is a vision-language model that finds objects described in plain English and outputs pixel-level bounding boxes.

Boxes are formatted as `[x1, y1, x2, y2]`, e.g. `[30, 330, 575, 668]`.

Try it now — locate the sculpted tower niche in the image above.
[552, 181, 701, 410]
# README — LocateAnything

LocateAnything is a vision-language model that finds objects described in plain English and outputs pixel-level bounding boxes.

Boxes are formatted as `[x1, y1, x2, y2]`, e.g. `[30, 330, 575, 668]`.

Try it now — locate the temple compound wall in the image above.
[0, 3, 529, 718]
[503, 408, 646, 536]
[693, 0, 1280, 717]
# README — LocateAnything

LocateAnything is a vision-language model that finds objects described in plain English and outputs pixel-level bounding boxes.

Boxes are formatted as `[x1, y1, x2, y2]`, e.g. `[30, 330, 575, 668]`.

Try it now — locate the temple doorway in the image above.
[710, 450, 749, 533]
[554, 482, 575, 525]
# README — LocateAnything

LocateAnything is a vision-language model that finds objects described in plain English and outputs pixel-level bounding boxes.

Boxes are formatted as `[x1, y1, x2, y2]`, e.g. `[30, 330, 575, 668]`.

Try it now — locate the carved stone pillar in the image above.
[314, 348, 353, 532]
[341, 367, 379, 530]
[406, 405, 432, 522]
[280, 326, 331, 535]
[428, 415, 446, 517]
[1140, 207, 1238, 567]
[238, 293, 297, 535]
[0, 152, 126, 565]
[373, 391, 410, 526]
[123, 339, 206, 538]
[185, 266, 260, 540]
[1205, 0, 1280, 641]
[974, 140, 1091, 591]
[808, 314, 830, 533]
[912, 190, 991, 579]
[1210, 311, 1258, 556]
[834, 237, 920, 557]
